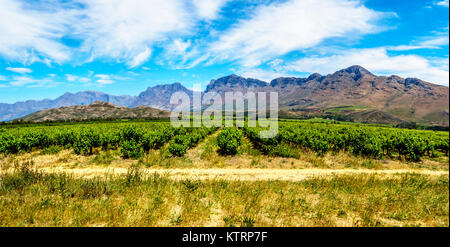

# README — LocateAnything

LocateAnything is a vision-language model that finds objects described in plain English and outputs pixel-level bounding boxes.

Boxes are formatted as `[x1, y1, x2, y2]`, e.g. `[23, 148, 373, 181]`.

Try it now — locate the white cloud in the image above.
[236, 68, 294, 82]
[93, 74, 128, 85]
[283, 47, 449, 86]
[209, 0, 390, 67]
[65, 74, 77, 82]
[192, 0, 229, 20]
[389, 35, 449, 51]
[0, 0, 73, 64]
[160, 38, 203, 68]
[75, 0, 192, 68]
[6, 67, 32, 74]
[65, 74, 91, 83]
[419, 36, 449, 47]
[9, 76, 35, 86]
[268, 59, 284, 68]
[95, 74, 110, 80]
[96, 79, 115, 85]
[63, 73, 120, 86]
[436, 0, 449, 7]
[9, 76, 60, 87]
[127, 47, 151, 68]
[0, 75, 7, 81]
[168, 39, 192, 55]
[0, 0, 227, 67]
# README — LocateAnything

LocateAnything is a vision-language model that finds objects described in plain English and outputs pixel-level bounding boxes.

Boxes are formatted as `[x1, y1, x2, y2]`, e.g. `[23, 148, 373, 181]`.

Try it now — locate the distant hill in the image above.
[19, 101, 170, 122]
[2, 65, 448, 126]
[279, 107, 407, 125]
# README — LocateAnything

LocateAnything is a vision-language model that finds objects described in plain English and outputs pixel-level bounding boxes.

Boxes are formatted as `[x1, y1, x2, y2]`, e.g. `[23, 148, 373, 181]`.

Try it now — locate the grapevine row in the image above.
[243, 122, 449, 161]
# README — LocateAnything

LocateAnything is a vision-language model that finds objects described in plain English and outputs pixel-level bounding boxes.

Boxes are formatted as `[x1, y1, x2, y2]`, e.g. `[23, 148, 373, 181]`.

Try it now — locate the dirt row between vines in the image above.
[32, 166, 448, 181]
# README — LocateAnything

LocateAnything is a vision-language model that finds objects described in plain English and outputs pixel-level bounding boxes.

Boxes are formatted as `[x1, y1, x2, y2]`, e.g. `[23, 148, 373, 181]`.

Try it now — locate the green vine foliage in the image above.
[217, 128, 243, 155]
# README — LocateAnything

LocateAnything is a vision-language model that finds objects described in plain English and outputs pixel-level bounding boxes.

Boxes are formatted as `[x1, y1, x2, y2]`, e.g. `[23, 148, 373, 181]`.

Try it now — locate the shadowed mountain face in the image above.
[1, 65, 449, 125]
[206, 74, 267, 93]
[131, 82, 193, 110]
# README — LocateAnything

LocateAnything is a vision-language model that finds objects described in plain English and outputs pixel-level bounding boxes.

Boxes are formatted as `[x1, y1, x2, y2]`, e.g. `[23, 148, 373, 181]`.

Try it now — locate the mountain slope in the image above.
[20, 101, 170, 122]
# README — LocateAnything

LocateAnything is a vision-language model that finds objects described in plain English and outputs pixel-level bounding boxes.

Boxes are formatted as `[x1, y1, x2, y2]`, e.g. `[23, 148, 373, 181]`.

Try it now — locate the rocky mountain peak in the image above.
[141, 82, 191, 95]
[270, 77, 307, 87]
[206, 74, 267, 92]
[343, 65, 372, 74]
[404, 78, 426, 88]
[307, 73, 323, 81]
[133, 82, 193, 110]
[335, 65, 373, 81]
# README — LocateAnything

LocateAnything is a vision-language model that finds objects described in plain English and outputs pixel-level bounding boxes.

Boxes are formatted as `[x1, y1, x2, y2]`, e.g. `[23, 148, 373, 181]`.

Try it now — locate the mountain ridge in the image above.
[1, 65, 448, 125]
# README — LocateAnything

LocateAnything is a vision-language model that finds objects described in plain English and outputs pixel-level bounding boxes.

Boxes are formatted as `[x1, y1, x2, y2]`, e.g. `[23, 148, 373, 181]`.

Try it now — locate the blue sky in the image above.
[0, 0, 448, 103]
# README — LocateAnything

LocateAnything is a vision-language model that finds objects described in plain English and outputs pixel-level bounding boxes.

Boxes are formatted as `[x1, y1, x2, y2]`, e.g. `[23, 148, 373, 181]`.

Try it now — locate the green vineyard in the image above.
[244, 121, 449, 161]
[0, 120, 448, 161]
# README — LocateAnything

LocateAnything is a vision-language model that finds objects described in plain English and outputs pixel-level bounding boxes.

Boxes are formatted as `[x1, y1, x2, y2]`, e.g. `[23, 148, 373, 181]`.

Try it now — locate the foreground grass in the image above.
[0, 164, 448, 227]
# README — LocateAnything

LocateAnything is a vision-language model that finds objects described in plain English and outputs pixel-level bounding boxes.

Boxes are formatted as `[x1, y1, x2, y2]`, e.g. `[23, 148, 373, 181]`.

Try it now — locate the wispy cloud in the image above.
[0, 0, 228, 68]
[208, 0, 393, 67]
[235, 68, 296, 82]
[65, 74, 91, 83]
[65, 73, 129, 86]
[192, 0, 229, 20]
[127, 47, 152, 68]
[5, 71, 134, 88]
[6, 67, 32, 74]
[435, 0, 449, 7]
[73, 0, 195, 68]
[388, 33, 449, 51]
[93, 74, 130, 86]
[94, 74, 114, 85]
[0, 0, 74, 64]
[9, 76, 60, 87]
[0, 0, 399, 72]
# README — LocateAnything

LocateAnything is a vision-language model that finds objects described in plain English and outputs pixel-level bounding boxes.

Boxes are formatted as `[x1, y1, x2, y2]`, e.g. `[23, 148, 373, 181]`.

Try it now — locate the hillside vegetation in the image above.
[19, 101, 170, 122]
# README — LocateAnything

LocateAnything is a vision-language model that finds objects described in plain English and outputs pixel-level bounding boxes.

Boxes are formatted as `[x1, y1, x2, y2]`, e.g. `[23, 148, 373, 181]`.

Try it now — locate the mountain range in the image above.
[2, 65, 449, 126]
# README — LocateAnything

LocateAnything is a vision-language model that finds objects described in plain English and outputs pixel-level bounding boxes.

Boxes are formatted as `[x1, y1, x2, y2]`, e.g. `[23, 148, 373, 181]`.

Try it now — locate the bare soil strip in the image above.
[35, 167, 449, 181]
